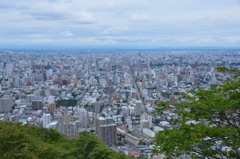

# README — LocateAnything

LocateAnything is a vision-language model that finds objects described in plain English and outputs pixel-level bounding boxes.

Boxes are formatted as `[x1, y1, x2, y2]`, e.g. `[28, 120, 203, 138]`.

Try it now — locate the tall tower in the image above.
[95, 117, 117, 146]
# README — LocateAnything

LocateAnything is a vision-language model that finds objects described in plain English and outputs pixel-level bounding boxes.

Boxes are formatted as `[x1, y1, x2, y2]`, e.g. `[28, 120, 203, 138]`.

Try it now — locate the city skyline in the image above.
[0, 0, 240, 48]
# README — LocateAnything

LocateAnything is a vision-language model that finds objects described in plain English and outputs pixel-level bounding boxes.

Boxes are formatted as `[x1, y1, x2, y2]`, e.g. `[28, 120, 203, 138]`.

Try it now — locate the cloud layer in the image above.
[0, 0, 240, 47]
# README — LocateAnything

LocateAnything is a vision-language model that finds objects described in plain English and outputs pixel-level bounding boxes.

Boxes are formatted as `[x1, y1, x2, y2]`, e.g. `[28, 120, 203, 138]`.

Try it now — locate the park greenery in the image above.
[0, 121, 130, 159]
[56, 99, 78, 107]
[153, 67, 240, 158]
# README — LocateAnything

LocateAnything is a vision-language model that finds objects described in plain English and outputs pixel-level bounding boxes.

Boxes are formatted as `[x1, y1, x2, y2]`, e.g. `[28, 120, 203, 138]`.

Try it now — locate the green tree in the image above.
[0, 122, 66, 159]
[0, 121, 130, 159]
[153, 68, 240, 159]
[71, 92, 78, 99]
[89, 147, 116, 159]
[74, 131, 105, 159]
[74, 131, 131, 159]
[56, 99, 78, 107]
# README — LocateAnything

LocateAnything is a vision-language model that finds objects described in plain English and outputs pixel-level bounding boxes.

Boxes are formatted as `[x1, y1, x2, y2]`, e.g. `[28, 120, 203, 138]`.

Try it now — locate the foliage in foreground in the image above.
[154, 68, 240, 159]
[0, 121, 130, 159]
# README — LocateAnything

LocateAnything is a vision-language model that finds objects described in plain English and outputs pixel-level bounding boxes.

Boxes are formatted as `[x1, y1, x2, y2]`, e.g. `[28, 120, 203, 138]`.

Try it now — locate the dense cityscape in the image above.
[0, 49, 239, 158]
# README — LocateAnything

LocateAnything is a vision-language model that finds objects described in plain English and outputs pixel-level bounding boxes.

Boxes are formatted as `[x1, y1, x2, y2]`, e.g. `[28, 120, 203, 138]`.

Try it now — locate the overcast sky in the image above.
[0, 0, 240, 48]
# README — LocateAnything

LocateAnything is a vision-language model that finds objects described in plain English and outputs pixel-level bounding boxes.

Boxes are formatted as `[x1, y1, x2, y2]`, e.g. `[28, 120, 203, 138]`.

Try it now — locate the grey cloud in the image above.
[0, 2, 29, 10]
[0, 3, 14, 10]
[0, 0, 239, 46]
[29, 11, 66, 20]
[21, 9, 96, 24]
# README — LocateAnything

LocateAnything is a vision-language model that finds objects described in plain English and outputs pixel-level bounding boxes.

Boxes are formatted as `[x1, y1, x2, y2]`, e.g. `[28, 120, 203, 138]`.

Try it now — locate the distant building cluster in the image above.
[0, 49, 239, 158]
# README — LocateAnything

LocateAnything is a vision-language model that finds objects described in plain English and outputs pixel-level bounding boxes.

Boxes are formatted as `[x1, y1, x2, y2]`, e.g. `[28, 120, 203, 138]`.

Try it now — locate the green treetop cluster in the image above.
[56, 99, 78, 107]
[0, 121, 131, 159]
[153, 67, 240, 159]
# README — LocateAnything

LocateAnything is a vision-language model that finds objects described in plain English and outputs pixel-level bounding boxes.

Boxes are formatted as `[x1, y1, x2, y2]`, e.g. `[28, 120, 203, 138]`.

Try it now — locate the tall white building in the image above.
[43, 113, 52, 128]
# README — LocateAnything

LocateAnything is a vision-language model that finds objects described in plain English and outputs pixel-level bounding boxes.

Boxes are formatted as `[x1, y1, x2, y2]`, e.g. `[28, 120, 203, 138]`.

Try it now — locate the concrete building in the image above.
[6, 62, 14, 75]
[32, 100, 43, 110]
[57, 123, 78, 138]
[74, 107, 89, 128]
[48, 95, 55, 104]
[96, 117, 117, 146]
[135, 101, 142, 116]
[125, 133, 141, 146]
[43, 113, 52, 128]
[0, 98, 13, 113]
[135, 100, 142, 121]
[26, 94, 35, 104]
[143, 128, 155, 138]
[140, 113, 152, 129]
[49, 103, 56, 113]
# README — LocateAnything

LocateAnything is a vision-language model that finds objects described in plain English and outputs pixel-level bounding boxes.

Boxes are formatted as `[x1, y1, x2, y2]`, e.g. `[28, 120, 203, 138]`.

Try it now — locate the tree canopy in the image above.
[154, 68, 240, 159]
[56, 99, 78, 107]
[0, 121, 130, 159]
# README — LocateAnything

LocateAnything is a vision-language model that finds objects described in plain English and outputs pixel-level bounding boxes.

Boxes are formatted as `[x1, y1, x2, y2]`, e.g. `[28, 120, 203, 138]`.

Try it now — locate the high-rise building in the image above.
[32, 100, 43, 110]
[74, 107, 89, 128]
[0, 98, 13, 113]
[43, 113, 52, 128]
[49, 103, 57, 113]
[140, 113, 152, 129]
[57, 123, 78, 138]
[64, 113, 74, 124]
[27, 94, 35, 104]
[135, 100, 142, 116]
[96, 117, 117, 146]
[6, 62, 14, 75]
[135, 101, 143, 122]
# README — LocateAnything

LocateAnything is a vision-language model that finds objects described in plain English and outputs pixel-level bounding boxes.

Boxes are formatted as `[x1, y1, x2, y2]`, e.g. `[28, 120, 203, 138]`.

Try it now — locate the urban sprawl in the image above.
[0, 49, 239, 158]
